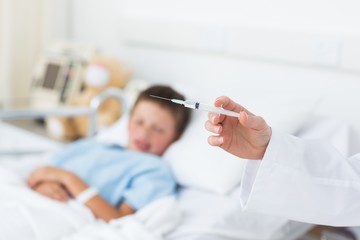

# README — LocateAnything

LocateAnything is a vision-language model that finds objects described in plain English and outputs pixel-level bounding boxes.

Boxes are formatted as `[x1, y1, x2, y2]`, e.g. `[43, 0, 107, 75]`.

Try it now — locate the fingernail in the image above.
[212, 115, 217, 122]
[215, 126, 221, 133]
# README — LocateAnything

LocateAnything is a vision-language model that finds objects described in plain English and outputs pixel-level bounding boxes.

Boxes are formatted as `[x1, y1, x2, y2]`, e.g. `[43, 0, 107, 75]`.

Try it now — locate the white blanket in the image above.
[0, 165, 181, 240]
[62, 196, 181, 240]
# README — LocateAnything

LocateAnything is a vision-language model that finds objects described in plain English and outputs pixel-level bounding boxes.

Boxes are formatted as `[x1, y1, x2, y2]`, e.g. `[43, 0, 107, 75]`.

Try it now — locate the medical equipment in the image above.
[150, 95, 240, 117]
[30, 42, 97, 109]
[0, 88, 126, 137]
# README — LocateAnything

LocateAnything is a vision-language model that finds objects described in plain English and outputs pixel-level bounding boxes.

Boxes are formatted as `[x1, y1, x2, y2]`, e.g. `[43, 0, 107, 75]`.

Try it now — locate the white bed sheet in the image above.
[0, 116, 351, 240]
[166, 187, 312, 240]
[0, 122, 63, 180]
[0, 164, 181, 240]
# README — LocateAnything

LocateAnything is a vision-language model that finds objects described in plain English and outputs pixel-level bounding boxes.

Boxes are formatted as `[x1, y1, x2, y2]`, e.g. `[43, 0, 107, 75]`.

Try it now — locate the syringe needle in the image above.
[149, 95, 172, 101]
[150, 95, 185, 105]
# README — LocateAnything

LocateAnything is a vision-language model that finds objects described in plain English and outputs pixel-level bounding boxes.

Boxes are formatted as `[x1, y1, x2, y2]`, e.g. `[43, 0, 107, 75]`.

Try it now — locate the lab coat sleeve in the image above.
[239, 129, 360, 226]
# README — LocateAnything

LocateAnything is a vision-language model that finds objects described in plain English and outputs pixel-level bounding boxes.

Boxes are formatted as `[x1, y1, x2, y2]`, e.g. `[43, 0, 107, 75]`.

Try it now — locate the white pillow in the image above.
[97, 91, 320, 195]
[96, 113, 129, 146]
[164, 113, 246, 195]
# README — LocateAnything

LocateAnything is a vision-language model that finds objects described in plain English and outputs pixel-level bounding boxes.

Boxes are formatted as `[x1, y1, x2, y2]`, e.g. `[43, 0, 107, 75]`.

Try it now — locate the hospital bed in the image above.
[0, 85, 353, 240]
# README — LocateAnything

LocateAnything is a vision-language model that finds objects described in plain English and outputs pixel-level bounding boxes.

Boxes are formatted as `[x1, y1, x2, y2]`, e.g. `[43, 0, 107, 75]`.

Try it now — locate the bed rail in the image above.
[0, 87, 127, 137]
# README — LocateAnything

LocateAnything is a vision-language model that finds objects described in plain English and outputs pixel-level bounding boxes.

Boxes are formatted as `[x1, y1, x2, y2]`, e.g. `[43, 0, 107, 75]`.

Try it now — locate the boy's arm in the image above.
[28, 166, 135, 222]
[85, 199, 135, 221]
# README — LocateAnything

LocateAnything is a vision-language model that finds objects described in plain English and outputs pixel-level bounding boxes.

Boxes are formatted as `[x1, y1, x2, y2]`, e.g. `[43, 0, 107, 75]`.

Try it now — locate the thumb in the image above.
[27, 172, 40, 188]
[27, 177, 36, 187]
[240, 111, 267, 131]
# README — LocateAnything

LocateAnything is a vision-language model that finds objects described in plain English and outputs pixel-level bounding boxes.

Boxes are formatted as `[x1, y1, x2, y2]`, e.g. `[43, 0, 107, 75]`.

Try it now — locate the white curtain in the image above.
[0, 0, 11, 108]
[0, 0, 70, 108]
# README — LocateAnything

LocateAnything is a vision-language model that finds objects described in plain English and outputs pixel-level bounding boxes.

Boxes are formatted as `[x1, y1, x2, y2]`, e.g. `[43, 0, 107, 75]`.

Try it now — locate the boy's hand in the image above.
[32, 181, 69, 202]
[205, 96, 271, 160]
[28, 166, 88, 198]
[28, 166, 70, 188]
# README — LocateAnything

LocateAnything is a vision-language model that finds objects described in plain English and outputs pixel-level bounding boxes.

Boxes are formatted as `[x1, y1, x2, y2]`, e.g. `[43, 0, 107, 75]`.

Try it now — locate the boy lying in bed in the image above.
[27, 85, 191, 222]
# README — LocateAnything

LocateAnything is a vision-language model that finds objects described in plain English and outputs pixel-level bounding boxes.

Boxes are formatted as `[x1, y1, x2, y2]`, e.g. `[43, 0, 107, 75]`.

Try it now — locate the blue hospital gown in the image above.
[50, 138, 176, 210]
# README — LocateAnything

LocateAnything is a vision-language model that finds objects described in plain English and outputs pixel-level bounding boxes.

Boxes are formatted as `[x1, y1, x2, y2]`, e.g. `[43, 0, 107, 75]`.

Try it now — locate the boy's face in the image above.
[127, 100, 177, 156]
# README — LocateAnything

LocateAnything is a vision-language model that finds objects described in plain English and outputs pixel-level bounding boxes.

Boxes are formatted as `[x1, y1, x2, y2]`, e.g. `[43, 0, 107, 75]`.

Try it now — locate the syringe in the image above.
[150, 95, 240, 118]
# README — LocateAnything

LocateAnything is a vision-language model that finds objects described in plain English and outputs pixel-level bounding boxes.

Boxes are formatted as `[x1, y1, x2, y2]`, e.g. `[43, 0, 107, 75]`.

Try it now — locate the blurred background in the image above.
[1, 0, 360, 136]
[1, 0, 360, 103]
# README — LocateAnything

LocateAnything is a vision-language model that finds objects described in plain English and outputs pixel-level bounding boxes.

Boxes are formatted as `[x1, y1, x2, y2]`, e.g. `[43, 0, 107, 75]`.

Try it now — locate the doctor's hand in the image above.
[205, 96, 272, 160]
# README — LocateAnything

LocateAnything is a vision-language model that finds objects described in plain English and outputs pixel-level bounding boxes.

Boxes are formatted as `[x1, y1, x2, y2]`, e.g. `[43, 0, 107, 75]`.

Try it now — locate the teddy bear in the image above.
[46, 55, 131, 141]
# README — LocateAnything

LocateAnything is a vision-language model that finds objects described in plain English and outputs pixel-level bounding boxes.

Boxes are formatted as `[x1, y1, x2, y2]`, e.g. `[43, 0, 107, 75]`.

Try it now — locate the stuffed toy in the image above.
[46, 55, 131, 141]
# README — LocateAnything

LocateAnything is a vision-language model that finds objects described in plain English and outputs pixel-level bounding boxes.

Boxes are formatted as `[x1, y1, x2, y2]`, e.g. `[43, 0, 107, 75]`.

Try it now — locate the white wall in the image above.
[72, 0, 360, 77]
[72, 1, 360, 153]
[72, 0, 360, 54]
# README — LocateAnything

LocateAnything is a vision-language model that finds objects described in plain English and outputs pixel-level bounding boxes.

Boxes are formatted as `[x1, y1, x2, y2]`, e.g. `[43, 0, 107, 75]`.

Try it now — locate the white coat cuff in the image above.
[239, 129, 281, 209]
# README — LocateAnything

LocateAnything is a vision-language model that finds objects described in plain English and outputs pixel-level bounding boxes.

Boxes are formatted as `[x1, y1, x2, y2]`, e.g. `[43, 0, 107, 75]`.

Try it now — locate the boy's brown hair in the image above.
[132, 85, 192, 139]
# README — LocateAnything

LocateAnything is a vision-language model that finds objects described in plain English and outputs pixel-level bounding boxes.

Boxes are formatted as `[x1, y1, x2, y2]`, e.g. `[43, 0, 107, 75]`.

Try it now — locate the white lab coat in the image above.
[239, 129, 360, 227]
